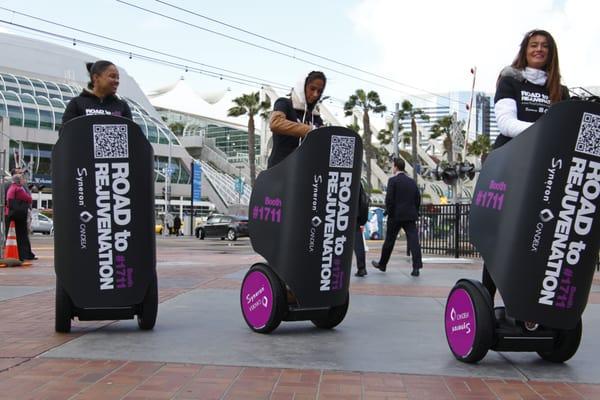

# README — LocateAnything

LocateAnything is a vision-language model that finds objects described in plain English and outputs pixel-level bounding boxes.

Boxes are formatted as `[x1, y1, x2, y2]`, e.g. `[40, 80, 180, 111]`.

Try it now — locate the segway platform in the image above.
[241, 127, 363, 333]
[445, 100, 600, 362]
[52, 115, 157, 332]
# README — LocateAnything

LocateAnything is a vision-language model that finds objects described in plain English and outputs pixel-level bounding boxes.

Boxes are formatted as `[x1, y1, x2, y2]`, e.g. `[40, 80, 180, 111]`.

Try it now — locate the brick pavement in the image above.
[1, 237, 600, 399]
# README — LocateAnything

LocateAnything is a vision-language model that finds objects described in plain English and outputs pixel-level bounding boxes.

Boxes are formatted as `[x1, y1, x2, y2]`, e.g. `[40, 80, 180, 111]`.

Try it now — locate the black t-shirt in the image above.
[267, 97, 324, 168]
[62, 90, 133, 126]
[494, 77, 551, 123]
[493, 77, 568, 148]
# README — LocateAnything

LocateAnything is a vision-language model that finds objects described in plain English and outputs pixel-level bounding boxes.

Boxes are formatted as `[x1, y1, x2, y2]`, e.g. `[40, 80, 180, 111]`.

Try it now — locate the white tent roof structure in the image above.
[148, 79, 249, 130]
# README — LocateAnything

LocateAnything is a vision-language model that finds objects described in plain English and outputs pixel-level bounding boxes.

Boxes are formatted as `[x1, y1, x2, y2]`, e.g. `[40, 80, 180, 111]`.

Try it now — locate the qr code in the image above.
[329, 135, 355, 168]
[93, 124, 129, 159]
[574, 113, 600, 157]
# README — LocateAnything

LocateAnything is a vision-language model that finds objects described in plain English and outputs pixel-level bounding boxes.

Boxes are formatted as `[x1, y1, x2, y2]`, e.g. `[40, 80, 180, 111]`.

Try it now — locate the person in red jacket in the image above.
[5, 174, 33, 261]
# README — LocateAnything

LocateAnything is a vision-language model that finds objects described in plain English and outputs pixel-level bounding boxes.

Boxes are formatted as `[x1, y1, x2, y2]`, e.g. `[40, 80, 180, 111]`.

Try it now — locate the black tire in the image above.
[444, 279, 495, 363]
[227, 228, 237, 241]
[240, 263, 285, 333]
[311, 293, 349, 329]
[55, 282, 72, 333]
[198, 228, 205, 240]
[537, 319, 582, 363]
[137, 277, 158, 330]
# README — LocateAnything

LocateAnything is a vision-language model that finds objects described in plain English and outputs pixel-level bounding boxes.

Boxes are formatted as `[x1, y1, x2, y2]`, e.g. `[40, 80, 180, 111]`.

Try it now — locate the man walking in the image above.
[372, 158, 423, 276]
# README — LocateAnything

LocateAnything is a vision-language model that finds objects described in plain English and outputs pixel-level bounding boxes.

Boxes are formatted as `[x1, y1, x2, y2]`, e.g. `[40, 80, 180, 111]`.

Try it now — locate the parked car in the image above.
[195, 214, 248, 241]
[31, 212, 53, 235]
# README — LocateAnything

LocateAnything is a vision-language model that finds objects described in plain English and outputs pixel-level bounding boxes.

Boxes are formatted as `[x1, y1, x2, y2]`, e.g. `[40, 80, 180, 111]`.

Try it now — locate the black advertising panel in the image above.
[53, 115, 156, 309]
[470, 101, 600, 329]
[249, 127, 363, 308]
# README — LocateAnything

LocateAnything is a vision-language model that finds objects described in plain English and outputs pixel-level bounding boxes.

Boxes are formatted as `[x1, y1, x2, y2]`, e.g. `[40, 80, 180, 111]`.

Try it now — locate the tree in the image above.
[398, 100, 429, 181]
[467, 134, 492, 159]
[168, 122, 185, 136]
[344, 89, 387, 192]
[228, 92, 271, 188]
[375, 120, 404, 172]
[429, 115, 455, 162]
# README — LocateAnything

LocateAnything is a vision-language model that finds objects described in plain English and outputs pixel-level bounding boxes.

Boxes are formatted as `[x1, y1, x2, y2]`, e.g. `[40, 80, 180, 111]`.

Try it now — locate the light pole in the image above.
[163, 134, 173, 236]
[236, 165, 243, 204]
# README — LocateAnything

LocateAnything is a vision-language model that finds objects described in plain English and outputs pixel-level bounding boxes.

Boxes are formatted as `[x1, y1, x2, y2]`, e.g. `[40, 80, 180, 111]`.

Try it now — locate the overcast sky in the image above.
[0, 0, 597, 112]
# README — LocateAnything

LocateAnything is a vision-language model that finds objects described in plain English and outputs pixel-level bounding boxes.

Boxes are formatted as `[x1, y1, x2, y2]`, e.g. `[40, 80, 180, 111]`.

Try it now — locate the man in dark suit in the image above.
[372, 158, 423, 276]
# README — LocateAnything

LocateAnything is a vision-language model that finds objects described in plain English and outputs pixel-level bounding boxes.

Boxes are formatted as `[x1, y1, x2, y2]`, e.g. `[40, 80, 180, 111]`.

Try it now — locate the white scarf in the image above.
[523, 67, 547, 86]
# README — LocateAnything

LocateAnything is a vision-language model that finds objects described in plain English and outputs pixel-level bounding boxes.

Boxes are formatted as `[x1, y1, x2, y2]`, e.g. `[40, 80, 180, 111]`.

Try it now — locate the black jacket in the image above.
[62, 89, 132, 125]
[267, 97, 324, 167]
[385, 172, 420, 222]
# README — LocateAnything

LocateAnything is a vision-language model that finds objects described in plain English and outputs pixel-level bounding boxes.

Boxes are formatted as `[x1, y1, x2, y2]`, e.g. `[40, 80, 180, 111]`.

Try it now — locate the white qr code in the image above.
[329, 135, 356, 169]
[574, 113, 600, 157]
[93, 124, 129, 159]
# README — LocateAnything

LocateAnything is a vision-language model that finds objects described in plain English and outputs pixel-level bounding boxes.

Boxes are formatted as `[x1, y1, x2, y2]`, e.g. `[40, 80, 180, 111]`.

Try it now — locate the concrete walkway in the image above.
[1, 235, 600, 399]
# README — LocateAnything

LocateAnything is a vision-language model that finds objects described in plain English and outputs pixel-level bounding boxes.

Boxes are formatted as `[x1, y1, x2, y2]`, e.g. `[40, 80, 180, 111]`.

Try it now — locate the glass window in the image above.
[0, 92, 8, 118]
[39, 110, 54, 130]
[23, 107, 39, 128]
[146, 121, 159, 143]
[56, 83, 74, 98]
[4, 90, 23, 127]
[45, 81, 62, 99]
[49, 98, 65, 130]
[30, 79, 48, 97]
[0, 74, 18, 92]
[16, 76, 34, 95]
[154, 157, 165, 183]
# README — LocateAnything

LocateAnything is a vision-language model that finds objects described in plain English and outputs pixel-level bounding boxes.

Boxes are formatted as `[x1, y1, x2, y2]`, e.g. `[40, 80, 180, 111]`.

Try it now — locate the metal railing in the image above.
[418, 204, 479, 258]
[199, 160, 251, 207]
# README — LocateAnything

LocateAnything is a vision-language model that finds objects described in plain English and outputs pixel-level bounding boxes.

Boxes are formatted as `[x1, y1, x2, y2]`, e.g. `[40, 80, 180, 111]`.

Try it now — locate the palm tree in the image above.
[429, 115, 455, 162]
[398, 100, 429, 181]
[467, 134, 492, 161]
[344, 90, 387, 192]
[377, 120, 410, 150]
[228, 92, 271, 187]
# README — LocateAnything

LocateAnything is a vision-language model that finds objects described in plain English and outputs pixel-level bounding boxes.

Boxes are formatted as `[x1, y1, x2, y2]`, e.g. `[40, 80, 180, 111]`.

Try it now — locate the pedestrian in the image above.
[482, 29, 569, 300]
[267, 71, 326, 168]
[173, 215, 182, 237]
[165, 213, 174, 236]
[354, 184, 369, 277]
[367, 211, 379, 240]
[5, 174, 33, 261]
[62, 60, 132, 125]
[371, 157, 423, 276]
[19, 173, 37, 260]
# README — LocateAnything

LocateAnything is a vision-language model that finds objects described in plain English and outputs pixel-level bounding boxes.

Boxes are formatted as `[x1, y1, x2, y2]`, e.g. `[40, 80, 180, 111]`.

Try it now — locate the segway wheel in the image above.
[240, 263, 285, 333]
[55, 282, 72, 333]
[537, 319, 582, 363]
[311, 293, 350, 329]
[444, 280, 494, 363]
[137, 277, 158, 330]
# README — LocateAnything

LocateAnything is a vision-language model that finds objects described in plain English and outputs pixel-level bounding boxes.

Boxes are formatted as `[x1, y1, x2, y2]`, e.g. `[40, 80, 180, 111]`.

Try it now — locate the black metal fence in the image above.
[416, 204, 598, 269]
[417, 204, 479, 258]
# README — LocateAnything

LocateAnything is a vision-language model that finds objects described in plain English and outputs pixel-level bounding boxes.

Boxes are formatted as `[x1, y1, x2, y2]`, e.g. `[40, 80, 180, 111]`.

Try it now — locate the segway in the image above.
[445, 100, 600, 362]
[240, 127, 363, 333]
[52, 115, 158, 333]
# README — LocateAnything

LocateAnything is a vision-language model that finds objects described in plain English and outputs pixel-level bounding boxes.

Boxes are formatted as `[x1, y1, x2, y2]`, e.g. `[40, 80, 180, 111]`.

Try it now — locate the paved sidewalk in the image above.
[1, 236, 600, 399]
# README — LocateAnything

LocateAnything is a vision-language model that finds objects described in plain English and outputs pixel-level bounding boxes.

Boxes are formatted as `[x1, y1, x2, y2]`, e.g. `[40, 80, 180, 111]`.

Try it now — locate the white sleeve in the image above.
[494, 98, 533, 138]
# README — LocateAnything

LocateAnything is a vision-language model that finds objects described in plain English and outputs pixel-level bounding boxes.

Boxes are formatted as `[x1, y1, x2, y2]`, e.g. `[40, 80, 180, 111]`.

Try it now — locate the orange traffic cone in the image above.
[4, 221, 20, 260]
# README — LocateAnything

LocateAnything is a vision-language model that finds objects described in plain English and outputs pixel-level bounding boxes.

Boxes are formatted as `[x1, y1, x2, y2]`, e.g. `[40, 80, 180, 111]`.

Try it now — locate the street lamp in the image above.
[163, 132, 173, 236]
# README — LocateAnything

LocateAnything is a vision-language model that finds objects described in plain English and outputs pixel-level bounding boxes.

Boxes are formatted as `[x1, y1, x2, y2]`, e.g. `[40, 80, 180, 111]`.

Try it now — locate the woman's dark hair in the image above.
[86, 60, 115, 90]
[511, 29, 562, 103]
